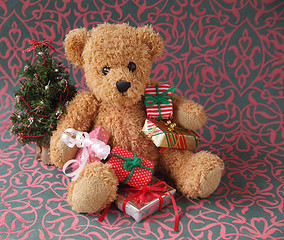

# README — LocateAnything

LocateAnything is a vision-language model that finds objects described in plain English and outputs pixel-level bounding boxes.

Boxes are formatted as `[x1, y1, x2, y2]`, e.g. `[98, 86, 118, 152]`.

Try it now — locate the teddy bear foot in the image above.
[179, 151, 224, 198]
[160, 149, 224, 199]
[67, 161, 118, 214]
[196, 161, 224, 198]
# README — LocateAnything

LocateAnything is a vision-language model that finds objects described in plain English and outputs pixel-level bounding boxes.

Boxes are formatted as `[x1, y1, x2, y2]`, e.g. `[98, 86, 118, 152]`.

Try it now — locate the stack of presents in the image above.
[62, 84, 201, 230]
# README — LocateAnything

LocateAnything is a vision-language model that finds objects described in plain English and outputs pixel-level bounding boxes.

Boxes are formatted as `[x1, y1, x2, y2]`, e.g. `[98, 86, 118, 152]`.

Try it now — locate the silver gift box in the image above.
[116, 177, 176, 222]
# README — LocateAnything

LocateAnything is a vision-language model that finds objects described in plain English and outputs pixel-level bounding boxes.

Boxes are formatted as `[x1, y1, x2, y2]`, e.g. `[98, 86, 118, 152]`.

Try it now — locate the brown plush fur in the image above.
[50, 23, 224, 214]
[159, 149, 224, 198]
[67, 162, 118, 213]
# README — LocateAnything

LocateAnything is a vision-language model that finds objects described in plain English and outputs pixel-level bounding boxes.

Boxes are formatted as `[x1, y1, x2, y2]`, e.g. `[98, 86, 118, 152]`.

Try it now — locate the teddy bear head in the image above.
[64, 23, 164, 106]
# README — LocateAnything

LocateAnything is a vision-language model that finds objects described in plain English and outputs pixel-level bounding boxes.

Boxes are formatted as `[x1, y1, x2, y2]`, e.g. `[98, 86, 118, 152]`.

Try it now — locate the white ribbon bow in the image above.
[61, 128, 111, 181]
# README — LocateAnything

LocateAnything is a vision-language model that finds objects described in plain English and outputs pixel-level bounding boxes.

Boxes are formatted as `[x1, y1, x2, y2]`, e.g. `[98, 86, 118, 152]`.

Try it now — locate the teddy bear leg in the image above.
[159, 149, 224, 198]
[67, 161, 119, 214]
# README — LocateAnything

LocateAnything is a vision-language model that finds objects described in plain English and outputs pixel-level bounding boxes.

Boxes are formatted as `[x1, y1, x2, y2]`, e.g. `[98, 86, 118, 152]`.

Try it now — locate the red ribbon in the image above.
[159, 147, 167, 153]
[98, 203, 111, 223]
[16, 95, 50, 118]
[24, 40, 56, 53]
[121, 181, 179, 231]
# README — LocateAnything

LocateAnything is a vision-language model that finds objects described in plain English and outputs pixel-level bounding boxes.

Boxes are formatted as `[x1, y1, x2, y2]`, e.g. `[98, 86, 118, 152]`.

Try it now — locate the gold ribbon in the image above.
[165, 120, 177, 132]
[165, 120, 183, 148]
[147, 120, 186, 149]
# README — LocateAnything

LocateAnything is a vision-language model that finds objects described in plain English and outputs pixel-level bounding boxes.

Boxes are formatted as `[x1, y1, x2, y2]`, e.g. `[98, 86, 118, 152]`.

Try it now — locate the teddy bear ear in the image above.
[136, 25, 164, 61]
[64, 28, 88, 67]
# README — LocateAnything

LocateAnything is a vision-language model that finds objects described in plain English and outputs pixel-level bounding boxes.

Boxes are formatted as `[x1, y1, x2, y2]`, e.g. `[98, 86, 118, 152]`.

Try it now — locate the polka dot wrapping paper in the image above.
[107, 146, 154, 188]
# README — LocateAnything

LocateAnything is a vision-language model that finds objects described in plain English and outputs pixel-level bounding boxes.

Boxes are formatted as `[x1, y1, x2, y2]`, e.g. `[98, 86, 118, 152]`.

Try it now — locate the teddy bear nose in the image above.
[116, 80, 131, 93]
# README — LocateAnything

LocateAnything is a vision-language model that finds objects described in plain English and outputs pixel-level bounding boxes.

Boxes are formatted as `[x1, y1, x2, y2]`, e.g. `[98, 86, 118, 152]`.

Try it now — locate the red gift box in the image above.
[144, 84, 176, 120]
[107, 146, 154, 188]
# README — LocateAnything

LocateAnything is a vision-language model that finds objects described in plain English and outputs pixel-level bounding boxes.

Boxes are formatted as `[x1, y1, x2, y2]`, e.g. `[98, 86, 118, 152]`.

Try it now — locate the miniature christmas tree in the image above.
[10, 40, 76, 163]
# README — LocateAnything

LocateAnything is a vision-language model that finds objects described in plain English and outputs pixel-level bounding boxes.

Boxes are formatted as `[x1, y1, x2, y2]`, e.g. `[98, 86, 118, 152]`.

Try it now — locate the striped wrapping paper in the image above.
[144, 84, 176, 120]
[142, 119, 201, 150]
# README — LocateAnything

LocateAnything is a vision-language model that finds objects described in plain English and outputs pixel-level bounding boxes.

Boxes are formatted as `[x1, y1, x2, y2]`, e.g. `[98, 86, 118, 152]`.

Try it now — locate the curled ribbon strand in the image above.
[121, 181, 179, 231]
[61, 128, 111, 181]
[24, 40, 56, 53]
[98, 203, 112, 223]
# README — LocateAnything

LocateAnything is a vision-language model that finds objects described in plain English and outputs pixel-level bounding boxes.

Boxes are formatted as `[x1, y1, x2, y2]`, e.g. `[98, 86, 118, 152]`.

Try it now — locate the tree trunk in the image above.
[35, 144, 51, 165]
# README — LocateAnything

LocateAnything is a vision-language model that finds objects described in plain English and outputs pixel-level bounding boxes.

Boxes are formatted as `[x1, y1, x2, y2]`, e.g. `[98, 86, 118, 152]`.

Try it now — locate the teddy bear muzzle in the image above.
[116, 80, 131, 93]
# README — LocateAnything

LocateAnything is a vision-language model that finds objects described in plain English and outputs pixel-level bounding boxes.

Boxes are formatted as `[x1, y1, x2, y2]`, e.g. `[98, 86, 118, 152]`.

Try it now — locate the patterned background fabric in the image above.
[0, 1, 283, 239]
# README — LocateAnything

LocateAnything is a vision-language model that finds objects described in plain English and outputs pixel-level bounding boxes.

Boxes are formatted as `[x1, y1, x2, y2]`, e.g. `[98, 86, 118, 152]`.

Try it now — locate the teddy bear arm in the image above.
[171, 93, 207, 130]
[50, 91, 99, 167]
[56, 91, 99, 132]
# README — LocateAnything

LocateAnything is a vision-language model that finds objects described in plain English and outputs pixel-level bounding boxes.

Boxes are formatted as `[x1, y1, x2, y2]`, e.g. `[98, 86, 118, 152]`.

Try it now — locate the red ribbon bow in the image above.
[99, 181, 180, 231]
[121, 181, 168, 212]
[24, 40, 56, 53]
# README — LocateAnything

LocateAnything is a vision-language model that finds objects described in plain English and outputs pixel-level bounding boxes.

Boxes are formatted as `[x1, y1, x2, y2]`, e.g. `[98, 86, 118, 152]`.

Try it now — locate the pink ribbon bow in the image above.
[61, 128, 111, 181]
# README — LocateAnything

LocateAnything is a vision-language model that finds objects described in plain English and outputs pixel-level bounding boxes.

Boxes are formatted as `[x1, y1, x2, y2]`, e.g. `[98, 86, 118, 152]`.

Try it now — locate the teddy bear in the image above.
[50, 23, 224, 214]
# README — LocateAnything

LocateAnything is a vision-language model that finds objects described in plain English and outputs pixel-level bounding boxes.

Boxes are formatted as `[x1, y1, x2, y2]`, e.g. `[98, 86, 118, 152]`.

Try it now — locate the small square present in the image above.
[115, 177, 179, 230]
[144, 84, 176, 120]
[75, 126, 110, 164]
[107, 146, 154, 188]
[142, 119, 201, 150]
[61, 127, 110, 181]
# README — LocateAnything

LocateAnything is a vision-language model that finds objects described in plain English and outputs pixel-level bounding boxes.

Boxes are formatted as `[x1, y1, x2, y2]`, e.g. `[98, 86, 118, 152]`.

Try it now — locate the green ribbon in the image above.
[108, 153, 154, 184]
[144, 85, 176, 120]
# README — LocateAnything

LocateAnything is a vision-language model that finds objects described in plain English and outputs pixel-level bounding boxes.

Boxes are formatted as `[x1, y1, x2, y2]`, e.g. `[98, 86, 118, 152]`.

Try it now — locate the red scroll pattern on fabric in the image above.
[0, 1, 283, 239]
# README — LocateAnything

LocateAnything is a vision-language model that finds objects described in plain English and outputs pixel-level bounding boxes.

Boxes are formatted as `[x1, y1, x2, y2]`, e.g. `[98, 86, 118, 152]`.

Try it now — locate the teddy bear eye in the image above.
[102, 66, 110, 75]
[128, 62, 136, 72]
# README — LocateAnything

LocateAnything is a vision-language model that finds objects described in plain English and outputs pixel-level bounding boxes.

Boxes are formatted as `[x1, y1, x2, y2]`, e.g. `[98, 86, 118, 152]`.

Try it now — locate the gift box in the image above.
[61, 128, 111, 181]
[142, 119, 201, 150]
[75, 126, 110, 164]
[107, 146, 154, 188]
[144, 84, 176, 120]
[115, 177, 178, 229]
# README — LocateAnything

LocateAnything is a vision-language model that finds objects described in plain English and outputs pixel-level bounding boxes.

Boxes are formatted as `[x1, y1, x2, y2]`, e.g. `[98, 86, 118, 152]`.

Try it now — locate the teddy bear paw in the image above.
[67, 162, 118, 214]
[70, 176, 111, 213]
[197, 164, 224, 198]
[182, 151, 224, 199]
[160, 149, 224, 199]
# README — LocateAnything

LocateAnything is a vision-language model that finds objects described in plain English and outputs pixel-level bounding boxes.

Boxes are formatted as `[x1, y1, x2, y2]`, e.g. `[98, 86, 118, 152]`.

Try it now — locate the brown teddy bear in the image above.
[50, 23, 224, 214]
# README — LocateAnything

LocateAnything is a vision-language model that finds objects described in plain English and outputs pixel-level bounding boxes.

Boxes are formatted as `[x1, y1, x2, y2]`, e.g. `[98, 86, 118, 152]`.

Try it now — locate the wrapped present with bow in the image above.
[116, 177, 179, 231]
[75, 126, 110, 164]
[61, 128, 111, 181]
[142, 119, 201, 150]
[106, 146, 154, 188]
[144, 84, 176, 120]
